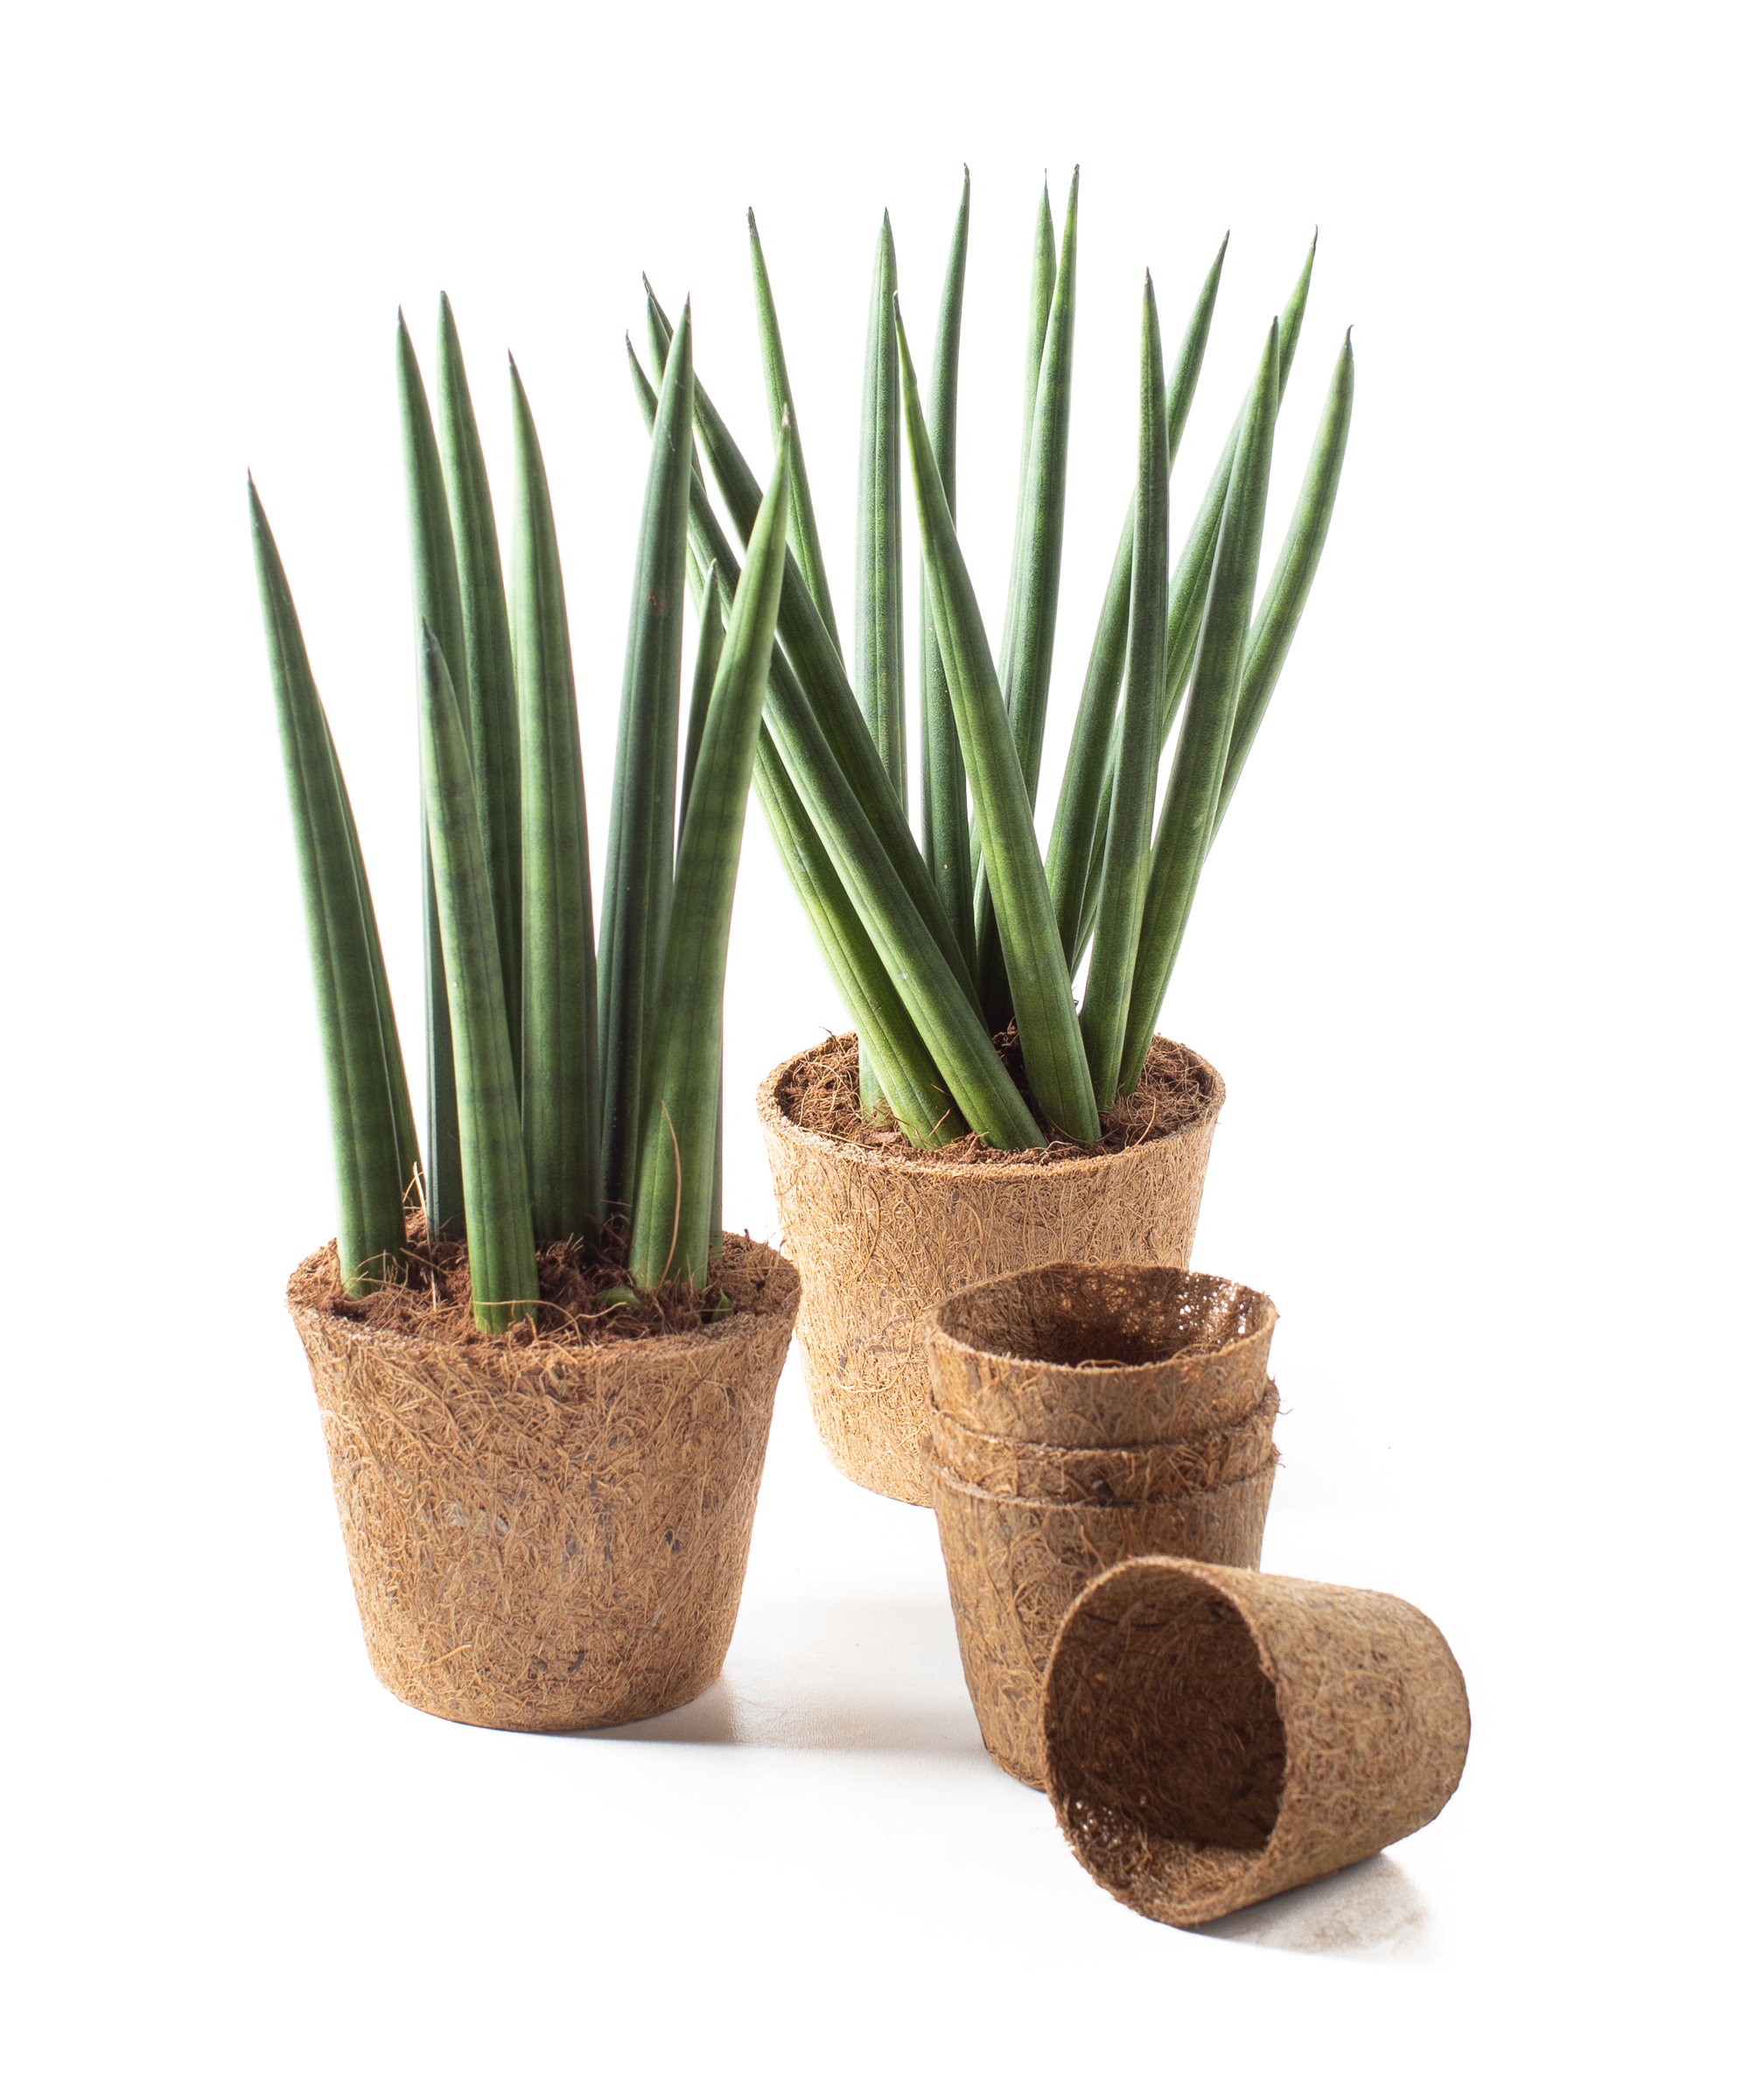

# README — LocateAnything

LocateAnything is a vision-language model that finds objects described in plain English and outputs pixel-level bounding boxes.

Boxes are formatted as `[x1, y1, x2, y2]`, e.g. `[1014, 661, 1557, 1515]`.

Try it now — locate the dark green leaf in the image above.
[251, 480, 408, 1290]
[416, 625, 537, 1333]
[599, 304, 694, 1219]
[509, 357, 600, 1246]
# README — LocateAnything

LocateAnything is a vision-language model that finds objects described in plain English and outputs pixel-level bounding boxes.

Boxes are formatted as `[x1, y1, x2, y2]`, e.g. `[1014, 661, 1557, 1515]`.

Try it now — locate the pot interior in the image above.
[1046, 1560, 1285, 1900]
[935, 1262, 1273, 1370]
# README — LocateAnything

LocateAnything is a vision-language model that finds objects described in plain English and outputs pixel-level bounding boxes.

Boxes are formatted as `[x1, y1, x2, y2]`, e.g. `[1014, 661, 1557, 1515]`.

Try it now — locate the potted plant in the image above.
[257, 296, 801, 1731]
[628, 172, 1353, 1504]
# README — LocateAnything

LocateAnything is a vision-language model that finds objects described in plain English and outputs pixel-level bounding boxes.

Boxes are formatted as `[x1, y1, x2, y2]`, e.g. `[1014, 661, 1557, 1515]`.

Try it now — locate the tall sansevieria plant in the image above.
[255, 303, 793, 1325]
[632, 174, 1352, 1150]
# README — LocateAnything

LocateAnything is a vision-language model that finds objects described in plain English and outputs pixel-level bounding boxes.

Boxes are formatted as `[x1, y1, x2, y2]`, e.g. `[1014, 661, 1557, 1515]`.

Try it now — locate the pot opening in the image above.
[938, 1264, 1273, 1370]
[1047, 1561, 1285, 1895]
[774, 1033, 1218, 1166]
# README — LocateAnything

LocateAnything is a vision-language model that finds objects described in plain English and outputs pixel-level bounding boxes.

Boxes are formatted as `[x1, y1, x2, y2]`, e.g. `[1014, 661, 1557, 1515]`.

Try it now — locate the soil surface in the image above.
[776, 1030, 1218, 1168]
[288, 1219, 784, 1350]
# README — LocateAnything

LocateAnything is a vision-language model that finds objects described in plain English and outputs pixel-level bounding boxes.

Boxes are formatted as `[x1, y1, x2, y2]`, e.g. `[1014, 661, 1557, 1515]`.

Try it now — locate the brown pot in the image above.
[930, 1462, 1276, 1788]
[928, 1383, 1279, 1505]
[1043, 1558, 1470, 1924]
[758, 1037, 1224, 1505]
[926, 1261, 1277, 1447]
[287, 1240, 801, 1733]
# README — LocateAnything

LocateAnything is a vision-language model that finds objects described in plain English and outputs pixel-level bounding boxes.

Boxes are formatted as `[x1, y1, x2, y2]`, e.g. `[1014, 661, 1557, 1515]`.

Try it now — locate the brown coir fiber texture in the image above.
[926, 1263, 1277, 1448]
[930, 1462, 1275, 1789]
[928, 1383, 1279, 1505]
[1043, 1558, 1470, 1924]
[759, 1038, 1224, 1506]
[776, 1029, 1218, 1165]
[289, 1214, 779, 1348]
[287, 1238, 800, 1733]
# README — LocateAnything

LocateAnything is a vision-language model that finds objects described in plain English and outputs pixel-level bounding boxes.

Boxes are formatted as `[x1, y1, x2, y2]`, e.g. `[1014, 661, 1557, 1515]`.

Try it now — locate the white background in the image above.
[3, 2, 1744, 2092]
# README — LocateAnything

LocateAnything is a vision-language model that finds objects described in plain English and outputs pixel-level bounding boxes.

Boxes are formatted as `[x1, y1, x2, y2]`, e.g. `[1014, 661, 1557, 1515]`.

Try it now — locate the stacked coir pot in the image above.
[922, 1260, 1282, 1789]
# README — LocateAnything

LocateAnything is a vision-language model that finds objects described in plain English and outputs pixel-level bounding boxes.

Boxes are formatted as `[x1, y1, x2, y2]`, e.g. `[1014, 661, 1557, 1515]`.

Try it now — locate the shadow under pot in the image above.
[1043, 1557, 1470, 1926]
[286, 1237, 801, 1733]
[757, 1034, 1224, 1507]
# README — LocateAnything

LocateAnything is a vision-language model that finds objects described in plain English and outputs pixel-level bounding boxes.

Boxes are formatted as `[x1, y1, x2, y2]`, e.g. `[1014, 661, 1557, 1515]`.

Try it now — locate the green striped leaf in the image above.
[999, 164, 1078, 808]
[1214, 331, 1354, 835]
[920, 167, 976, 968]
[752, 732, 966, 1146]
[1046, 503, 1131, 963]
[435, 296, 522, 1088]
[416, 625, 537, 1333]
[509, 357, 600, 1246]
[974, 167, 1081, 1024]
[630, 430, 794, 1284]
[643, 286, 978, 1005]
[747, 210, 843, 653]
[679, 563, 726, 832]
[1076, 232, 1311, 942]
[1081, 276, 1171, 1106]
[895, 301, 1101, 1145]
[856, 214, 906, 810]
[998, 177, 1058, 696]
[251, 480, 408, 1290]
[1157, 232, 1318, 761]
[626, 340, 969, 1148]
[1120, 320, 1281, 1092]
[600, 304, 694, 1221]
[1054, 237, 1229, 970]
[395, 316, 466, 1238]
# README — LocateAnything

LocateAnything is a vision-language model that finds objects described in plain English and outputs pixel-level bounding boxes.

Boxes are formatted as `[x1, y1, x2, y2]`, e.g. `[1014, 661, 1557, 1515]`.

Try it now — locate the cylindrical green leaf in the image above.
[997, 177, 1058, 696]
[679, 564, 726, 833]
[856, 213, 906, 812]
[1214, 332, 1354, 835]
[416, 626, 537, 1334]
[896, 302, 1101, 1145]
[920, 167, 976, 968]
[747, 210, 843, 654]
[642, 287, 977, 1004]
[1120, 321, 1281, 1092]
[396, 315, 466, 1240]
[752, 732, 965, 1147]
[626, 335, 1029, 1150]
[631, 432, 794, 1285]
[510, 358, 600, 1247]
[599, 304, 695, 1220]
[1082, 276, 1171, 1106]
[436, 296, 522, 1090]
[975, 169, 1082, 1023]
[1046, 501, 1132, 964]
[628, 348, 962, 1146]
[999, 166, 1079, 809]
[251, 481, 408, 1291]
[1078, 232, 1308, 916]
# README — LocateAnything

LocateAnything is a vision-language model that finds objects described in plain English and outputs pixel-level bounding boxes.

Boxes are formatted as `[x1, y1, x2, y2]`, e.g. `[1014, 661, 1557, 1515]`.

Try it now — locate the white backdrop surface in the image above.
[2, 3, 1743, 2093]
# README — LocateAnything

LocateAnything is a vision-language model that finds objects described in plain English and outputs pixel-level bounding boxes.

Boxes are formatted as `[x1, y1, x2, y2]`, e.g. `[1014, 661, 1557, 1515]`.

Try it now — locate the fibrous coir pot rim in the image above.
[755, 1038, 1224, 1185]
[927, 1261, 1278, 1379]
[927, 1384, 1279, 1470]
[927, 1455, 1278, 1517]
[285, 1239, 801, 1372]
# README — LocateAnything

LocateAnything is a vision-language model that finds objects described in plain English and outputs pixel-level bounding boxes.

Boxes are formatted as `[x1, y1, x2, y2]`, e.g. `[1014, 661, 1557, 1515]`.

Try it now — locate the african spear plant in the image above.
[631, 172, 1352, 1151]
[254, 303, 794, 1327]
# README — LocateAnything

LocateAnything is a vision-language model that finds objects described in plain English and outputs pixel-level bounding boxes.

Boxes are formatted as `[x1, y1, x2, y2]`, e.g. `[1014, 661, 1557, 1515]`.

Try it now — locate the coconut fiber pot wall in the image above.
[926, 1262, 1277, 1449]
[929, 1463, 1277, 1788]
[928, 1384, 1278, 1504]
[287, 1240, 801, 1733]
[1043, 1558, 1470, 1924]
[758, 1036, 1224, 1506]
